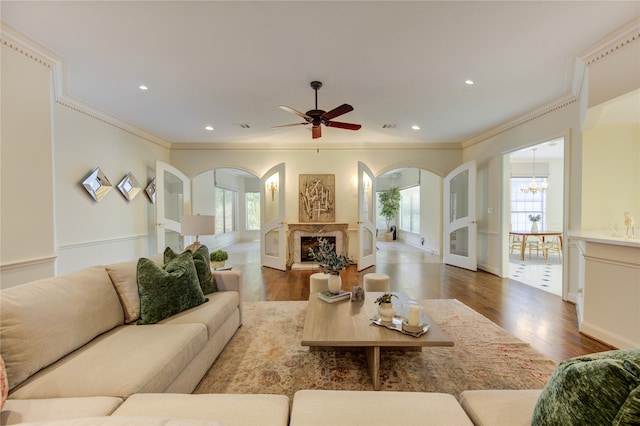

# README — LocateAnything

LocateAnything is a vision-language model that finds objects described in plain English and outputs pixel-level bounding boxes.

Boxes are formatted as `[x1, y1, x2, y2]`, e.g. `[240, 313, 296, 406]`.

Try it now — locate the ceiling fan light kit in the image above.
[273, 81, 361, 147]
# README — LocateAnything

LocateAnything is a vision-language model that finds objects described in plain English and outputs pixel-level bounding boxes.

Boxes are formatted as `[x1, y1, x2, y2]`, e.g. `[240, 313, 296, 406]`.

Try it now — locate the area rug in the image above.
[194, 300, 557, 400]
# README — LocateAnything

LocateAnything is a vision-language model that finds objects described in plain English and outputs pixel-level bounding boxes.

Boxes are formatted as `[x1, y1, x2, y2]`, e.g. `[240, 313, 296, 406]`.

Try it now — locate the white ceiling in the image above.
[2, 1, 638, 147]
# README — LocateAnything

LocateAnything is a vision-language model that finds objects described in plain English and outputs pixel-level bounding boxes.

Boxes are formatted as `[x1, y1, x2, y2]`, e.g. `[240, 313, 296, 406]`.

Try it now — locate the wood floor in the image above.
[229, 242, 613, 364]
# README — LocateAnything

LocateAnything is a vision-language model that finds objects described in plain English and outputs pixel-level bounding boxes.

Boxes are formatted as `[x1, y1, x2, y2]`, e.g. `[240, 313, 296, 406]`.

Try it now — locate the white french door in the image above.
[155, 161, 191, 253]
[357, 161, 376, 270]
[260, 163, 286, 270]
[443, 160, 477, 271]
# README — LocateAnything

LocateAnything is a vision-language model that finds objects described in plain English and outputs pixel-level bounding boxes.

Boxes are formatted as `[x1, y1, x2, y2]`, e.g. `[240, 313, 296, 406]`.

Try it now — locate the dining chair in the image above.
[543, 236, 562, 261]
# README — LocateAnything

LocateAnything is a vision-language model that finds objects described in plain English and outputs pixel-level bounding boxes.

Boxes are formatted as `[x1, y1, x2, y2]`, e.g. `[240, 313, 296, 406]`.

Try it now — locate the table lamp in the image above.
[181, 214, 215, 252]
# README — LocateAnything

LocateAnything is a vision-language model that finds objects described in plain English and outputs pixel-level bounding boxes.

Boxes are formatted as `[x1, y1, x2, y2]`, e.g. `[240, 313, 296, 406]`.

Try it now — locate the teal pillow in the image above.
[137, 251, 207, 325]
[532, 349, 640, 425]
[164, 246, 217, 294]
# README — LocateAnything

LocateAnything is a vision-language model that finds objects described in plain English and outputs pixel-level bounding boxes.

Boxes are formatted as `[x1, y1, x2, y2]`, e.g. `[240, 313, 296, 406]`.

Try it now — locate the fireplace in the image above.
[287, 223, 349, 269]
[300, 236, 336, 262]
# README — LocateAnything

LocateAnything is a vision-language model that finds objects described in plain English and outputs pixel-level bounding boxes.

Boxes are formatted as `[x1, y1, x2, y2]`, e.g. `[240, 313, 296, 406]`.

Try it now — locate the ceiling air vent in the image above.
[235, 123, 251, 129]
[382, 124, 397, 129]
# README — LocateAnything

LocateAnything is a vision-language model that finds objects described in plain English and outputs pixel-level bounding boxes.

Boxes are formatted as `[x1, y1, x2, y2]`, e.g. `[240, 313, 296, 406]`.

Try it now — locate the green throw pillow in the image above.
[164, 246, 217, 294]
[532, 349, 640, 425]
[137, 251, 208, 325]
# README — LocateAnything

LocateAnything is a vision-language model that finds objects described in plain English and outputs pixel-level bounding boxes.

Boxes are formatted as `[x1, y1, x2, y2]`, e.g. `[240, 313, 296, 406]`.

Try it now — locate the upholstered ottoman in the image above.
[459, 389, 542, 426]
[111, 393, 290, 426]
[363, 273, 390, 292]
[289, 390, 473, 425]
[309, 273, 329, 293]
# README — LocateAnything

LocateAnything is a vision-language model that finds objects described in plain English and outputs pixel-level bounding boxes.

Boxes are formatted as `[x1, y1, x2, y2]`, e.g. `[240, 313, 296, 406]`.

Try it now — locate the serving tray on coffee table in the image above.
[370, 315, 430, 337]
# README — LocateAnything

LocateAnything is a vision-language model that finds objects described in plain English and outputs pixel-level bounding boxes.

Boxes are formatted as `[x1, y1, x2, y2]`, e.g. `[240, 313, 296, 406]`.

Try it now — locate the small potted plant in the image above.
[210, 250, 228, 269]
[528, 214, 541, 233]
[374, 292, 397, 322]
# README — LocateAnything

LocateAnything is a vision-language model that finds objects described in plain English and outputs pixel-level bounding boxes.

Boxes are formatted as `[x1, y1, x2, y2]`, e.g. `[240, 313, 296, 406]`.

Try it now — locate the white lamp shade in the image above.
[181, 214, 215, 236]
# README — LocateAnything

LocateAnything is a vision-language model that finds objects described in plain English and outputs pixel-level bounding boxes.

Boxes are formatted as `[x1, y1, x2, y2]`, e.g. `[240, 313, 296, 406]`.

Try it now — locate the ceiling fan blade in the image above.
[271, 122, 308, 129]
[279, 105, 311, 120]
[312, 126, 322, 139]
[322, 103, 354, 120]
[325, 121, 362, 131]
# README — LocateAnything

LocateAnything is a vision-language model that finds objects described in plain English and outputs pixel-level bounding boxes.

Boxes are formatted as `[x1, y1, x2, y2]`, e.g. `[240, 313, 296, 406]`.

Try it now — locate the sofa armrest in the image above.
[212, 270, 243, 324]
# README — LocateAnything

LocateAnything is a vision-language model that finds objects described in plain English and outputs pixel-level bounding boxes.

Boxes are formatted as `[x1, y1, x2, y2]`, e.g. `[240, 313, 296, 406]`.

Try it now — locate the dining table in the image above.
[509, 231, 563, 261]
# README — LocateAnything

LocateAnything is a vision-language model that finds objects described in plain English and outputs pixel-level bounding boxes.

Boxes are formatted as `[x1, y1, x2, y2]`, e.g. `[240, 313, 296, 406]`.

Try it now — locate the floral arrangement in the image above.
[374, 293, 397, 305]
[307, 237, 352, 275]
[528, 214, 542, 222]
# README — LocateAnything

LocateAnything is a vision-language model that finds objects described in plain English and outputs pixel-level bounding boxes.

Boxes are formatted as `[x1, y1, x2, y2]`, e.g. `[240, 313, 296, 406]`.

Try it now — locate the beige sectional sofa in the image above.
[2, 256, 637, 425]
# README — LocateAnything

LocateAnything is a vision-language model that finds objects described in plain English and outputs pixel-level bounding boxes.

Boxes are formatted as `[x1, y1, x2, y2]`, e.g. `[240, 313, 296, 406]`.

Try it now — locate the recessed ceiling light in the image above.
[139, 84, 148, 91]
[465, 80, 474, 85]
[411, 125, 421, 130]
[205, 126, 214, 131]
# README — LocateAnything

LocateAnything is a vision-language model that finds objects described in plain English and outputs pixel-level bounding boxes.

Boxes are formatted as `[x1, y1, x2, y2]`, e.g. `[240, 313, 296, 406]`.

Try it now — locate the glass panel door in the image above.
[444, 161, 477, 271]
[260, 163, 286, 270]
[358, 161, 376, 270]
[155, 161, 191, 253]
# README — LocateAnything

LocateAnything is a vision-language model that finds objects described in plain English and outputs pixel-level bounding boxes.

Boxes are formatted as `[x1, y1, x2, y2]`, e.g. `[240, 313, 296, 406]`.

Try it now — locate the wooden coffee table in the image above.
[301, 291, 453, 390]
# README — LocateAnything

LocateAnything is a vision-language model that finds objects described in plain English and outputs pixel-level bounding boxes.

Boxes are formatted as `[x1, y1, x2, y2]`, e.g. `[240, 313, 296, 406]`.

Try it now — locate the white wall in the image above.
[171, 146, 462, 258]
[0, 42, 56, 288]
[0, 29, 171, 286]
[581, 124, 640, 231]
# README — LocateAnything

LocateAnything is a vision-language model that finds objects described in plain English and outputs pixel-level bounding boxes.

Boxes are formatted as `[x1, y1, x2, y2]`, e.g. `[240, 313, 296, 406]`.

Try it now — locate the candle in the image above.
[408, 304, 420, 326]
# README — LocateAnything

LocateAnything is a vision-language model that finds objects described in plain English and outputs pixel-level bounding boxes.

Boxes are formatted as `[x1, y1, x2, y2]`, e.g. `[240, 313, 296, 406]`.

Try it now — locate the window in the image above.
[245, 191, 260, 231]
[215, 187, 236, 234]
[399, 186, 420, 233]
[510, 177, 546, 232]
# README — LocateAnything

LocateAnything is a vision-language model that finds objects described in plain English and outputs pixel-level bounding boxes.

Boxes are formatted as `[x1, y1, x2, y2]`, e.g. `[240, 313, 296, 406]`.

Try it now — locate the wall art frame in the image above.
[299, 174, 335, 223]
[117, 172, 142, 201]
[81, 167, 113, 203]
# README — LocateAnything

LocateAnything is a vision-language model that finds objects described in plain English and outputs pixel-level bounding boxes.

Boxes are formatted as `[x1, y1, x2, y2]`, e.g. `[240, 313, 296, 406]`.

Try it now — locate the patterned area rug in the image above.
[194, 299, 557, 400]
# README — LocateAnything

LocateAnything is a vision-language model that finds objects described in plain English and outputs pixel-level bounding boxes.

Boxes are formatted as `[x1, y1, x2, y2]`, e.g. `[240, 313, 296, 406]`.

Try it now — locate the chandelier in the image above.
[520, 148, 547, 194]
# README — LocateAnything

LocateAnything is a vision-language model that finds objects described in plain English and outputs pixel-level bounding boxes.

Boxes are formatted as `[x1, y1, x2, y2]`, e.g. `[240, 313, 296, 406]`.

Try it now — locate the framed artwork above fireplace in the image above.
[299, 174, 335, 223]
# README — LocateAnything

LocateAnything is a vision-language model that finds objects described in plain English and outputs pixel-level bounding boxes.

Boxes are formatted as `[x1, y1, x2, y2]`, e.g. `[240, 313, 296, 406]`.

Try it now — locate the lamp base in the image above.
[185, 241, 202, 253]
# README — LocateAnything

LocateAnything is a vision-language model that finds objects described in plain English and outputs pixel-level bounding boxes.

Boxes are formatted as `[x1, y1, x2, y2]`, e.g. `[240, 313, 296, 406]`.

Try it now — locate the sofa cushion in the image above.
[113, 393, 290, 426]
[1, 397, 123, 425]
[0, 266, 124, 390]
[10, 416, 224, 425]
[531, 349, 640, 425]
[459, 389, 542, 426]
[9, 323, 207, 399]
[164, 246, 217, 294]
[106, 255, 163, 324]
[137, 251, 208, 325]
[290, 390, 474, 426]
[159, 290, 239, 339]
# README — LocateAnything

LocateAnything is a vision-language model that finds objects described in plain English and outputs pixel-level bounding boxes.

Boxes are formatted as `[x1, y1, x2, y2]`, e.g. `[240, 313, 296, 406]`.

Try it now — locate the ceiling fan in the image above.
[273, 81, 361, 139]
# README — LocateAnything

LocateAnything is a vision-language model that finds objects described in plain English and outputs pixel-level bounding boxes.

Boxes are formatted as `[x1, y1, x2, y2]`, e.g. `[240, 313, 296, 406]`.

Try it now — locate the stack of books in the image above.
[318, 290, 351, 303]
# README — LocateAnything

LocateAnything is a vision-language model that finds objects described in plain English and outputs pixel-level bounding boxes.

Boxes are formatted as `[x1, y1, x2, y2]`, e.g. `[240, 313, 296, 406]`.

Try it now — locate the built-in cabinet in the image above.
[571, 232, 640, 348]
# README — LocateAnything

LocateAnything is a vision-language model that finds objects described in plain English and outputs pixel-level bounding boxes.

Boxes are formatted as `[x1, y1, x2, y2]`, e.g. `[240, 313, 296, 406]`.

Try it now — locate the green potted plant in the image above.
[378, 187, 401, 241]
[308, 237, 353, 293]
[374, 292, 397, 322]
[210, 250, 228, 269]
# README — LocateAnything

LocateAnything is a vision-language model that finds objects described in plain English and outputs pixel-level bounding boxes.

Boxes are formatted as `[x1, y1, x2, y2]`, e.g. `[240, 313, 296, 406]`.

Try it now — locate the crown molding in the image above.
[462, 17, 640, 150]
[578, 16, 640, 66]
[461, 94, 578, 149]
[170, 141, 462, 151]
[1, 21, 171, 150]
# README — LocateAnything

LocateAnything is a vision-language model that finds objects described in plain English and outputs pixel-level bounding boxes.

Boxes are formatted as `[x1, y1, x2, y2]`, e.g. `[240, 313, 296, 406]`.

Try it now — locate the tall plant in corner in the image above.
[379, 187, 401, 239]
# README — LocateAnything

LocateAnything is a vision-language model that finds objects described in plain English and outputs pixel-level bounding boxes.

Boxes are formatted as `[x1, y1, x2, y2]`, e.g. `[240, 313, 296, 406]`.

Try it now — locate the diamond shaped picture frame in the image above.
[81, 167, 113, 202]
[117, 172, 142, 201]
[145, 178, 156, 203]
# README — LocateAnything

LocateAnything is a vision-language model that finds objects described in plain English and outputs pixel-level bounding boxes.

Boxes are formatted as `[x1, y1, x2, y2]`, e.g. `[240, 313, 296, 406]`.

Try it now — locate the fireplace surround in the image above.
[287, 223, 349, 269]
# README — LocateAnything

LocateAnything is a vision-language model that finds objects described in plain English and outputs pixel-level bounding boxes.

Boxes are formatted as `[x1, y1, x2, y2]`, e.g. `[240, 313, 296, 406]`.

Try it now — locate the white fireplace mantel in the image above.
[287, 223, 349, 268]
